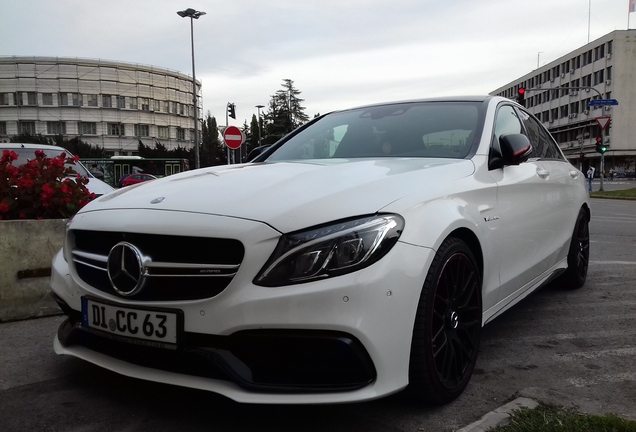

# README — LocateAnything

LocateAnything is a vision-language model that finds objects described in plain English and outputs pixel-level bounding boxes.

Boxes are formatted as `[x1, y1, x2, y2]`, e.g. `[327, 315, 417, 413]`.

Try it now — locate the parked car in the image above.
[121, 173, 156, 187]
[1, 143, 114, 197]
[50, 96, 590, 405]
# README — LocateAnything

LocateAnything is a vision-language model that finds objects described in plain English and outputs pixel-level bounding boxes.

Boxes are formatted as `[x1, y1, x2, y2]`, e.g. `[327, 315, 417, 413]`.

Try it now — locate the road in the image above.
[1, 198, 635, 432]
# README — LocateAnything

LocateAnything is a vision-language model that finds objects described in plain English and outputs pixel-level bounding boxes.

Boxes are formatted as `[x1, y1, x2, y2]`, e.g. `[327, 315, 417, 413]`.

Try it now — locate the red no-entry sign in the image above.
[223, 126, 244, 149]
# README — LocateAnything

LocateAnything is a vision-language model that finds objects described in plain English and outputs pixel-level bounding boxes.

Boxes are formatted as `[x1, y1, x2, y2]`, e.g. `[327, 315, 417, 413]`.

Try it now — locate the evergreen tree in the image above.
[201, 111, 226, 166]
[248, 114, 260, 151]
[262, 79, 309, 145]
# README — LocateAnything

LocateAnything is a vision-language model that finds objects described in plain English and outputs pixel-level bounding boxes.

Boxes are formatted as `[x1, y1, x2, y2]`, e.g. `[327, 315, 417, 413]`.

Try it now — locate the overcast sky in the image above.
[1, 0, 633, 126]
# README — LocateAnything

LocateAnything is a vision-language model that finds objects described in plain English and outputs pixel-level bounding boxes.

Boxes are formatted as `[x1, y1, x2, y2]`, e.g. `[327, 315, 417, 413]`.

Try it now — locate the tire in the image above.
[408, 237, 482, 404]
[559, 208, 590, 289]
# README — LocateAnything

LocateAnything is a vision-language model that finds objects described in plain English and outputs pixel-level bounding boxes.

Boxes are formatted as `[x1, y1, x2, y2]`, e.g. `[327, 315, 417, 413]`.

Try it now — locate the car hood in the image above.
[85, 177, 115, 197]
[86, 159, 475, 233]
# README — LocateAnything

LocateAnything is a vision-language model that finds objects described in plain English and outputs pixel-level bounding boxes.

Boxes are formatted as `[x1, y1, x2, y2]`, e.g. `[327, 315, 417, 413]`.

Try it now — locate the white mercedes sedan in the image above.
[50, 96, 590, 404]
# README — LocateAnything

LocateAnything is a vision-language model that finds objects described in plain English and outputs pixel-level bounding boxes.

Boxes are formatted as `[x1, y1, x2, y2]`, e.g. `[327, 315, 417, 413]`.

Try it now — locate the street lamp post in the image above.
[255, 105, 264, 147]
[177, 7, 206, 169]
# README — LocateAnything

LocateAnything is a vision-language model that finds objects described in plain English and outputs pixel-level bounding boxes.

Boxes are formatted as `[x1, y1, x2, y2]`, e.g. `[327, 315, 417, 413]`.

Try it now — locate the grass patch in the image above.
[489, 403, 636, 432]
[590, 187, 636, 199]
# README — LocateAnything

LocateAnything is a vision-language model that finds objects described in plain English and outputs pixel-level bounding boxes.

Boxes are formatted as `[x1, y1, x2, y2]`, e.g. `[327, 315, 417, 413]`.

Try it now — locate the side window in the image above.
[493, 105, 523, 142]
[491, 105, 523, 159]
[517, 109, 563, 160]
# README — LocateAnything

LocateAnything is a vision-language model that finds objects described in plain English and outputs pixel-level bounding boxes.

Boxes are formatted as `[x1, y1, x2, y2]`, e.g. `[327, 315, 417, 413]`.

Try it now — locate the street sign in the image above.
[595, 116, 611, 130]
[588, 99, 618, 106]
[223, 125, 244, 149]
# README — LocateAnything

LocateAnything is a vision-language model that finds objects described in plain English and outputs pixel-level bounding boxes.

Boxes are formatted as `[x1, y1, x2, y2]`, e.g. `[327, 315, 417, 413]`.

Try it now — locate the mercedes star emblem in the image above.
[107, 242, 147, 296]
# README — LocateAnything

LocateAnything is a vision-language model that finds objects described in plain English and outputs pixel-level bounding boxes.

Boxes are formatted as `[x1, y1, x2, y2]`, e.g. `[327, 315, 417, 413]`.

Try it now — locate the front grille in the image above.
[71, 230, 244, 301]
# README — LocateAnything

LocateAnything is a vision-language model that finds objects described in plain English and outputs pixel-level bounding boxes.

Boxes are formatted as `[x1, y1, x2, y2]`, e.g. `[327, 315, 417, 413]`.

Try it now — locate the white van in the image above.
[1, 143, 115, 197]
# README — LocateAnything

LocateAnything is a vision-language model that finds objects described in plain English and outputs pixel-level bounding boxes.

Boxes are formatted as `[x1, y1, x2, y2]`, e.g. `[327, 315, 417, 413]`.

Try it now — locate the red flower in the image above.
[0, 149, 93, 219]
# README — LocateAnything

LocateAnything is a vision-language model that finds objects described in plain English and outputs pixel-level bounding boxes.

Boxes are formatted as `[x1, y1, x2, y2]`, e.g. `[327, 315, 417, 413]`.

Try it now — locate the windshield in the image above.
[266, 102, 483, 161]
[8, 147, 92, 177]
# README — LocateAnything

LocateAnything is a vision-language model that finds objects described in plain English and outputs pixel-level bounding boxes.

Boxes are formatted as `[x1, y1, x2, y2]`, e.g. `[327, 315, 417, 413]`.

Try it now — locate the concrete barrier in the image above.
[0, 219, 65, 322]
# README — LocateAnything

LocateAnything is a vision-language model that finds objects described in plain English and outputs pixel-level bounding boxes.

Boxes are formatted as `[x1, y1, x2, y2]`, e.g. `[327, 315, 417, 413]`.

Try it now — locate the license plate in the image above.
[81, 297, 179, 346]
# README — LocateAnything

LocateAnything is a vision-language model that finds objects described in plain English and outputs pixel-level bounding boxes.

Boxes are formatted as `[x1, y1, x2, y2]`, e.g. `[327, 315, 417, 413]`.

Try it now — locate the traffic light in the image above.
[228, 103, 236, 119]
[595, 137, 607, 154]
[517, 88, 526, 107]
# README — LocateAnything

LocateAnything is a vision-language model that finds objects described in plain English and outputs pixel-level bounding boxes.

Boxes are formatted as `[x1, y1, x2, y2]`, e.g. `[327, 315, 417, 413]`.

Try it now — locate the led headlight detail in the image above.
[255, 214, 404, 287]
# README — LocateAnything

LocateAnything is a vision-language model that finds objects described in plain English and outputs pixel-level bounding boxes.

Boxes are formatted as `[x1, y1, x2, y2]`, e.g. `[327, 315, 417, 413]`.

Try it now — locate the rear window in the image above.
[3, 147, 91, 177]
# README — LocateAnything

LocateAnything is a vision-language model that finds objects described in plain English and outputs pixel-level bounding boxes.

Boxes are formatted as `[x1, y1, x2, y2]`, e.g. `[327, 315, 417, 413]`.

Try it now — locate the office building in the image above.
[0, 56, 202, 155]
[491, 30, 636, 175]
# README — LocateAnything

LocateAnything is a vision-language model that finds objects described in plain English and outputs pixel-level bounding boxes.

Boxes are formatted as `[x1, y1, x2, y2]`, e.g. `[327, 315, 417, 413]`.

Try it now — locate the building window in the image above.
[129, 97, 138, 109]
[550, 108, 558, 121]
[179, 103, 184, 115]
[47, 121, 66, 135]
[108, 123, 125, 136]
[0, 121, 6, 135]
[593, 70, 605, 85]
[117, 96, 125, 109]
[0, 93, 9, 105]
[18, 121, 36, 135]
[140, 98, 150, 111]
[158, 126, 169, 139]
[176, 127, 185, 141]
[15, 93, 23, 106]
[594, 44, 605, 61]
[71, 93, 82, 106]
[102, 94, 112, 108]
[134, 124, 149, 137]
[570, 101, 579, 114]
[163, 101, 169, 113]
[87, 94, 98, 107]
[606, 66, 612, 80]
[154, 100, 161, 111]
[59, 93, 69, 106]
[42, 93, 54, 105]
[607, 40, 613, 55]
[15, 92, 36, 106]
[78, 122, 97, 135]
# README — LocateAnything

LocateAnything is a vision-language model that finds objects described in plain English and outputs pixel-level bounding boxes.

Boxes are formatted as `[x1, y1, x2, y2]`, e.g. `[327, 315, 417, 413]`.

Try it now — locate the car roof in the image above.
[0, 143, 73, 153]
[338, 95, 495, 113]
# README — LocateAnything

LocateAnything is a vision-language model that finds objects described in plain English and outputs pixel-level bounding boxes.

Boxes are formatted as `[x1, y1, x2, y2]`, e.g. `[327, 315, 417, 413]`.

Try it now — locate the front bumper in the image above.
[50, 218, 434, 403]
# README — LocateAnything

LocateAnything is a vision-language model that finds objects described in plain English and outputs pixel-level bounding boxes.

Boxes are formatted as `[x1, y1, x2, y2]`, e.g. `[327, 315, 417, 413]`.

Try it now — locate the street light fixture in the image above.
[177, 7, 206, 169]
[255, 105, 264, 147]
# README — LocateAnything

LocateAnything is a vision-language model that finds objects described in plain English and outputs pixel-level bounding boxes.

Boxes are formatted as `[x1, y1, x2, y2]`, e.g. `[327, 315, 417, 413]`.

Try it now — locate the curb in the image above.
[456, 397, 538, 432]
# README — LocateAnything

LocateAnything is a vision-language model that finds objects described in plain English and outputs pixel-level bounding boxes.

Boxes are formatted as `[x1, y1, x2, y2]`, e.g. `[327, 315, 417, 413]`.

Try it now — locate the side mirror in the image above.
[500, 134, 532, 166]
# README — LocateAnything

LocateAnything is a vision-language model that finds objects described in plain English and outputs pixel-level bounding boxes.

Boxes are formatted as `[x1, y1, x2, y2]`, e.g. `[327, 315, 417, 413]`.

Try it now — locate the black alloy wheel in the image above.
[409, 237, 482, 404]
[560, 208, 590, 289]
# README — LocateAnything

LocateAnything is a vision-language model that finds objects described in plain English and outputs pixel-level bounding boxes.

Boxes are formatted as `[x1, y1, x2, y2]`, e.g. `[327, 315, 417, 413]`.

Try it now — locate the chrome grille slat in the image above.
[73, 259, 108, 271]
[70, 230, 245, 301]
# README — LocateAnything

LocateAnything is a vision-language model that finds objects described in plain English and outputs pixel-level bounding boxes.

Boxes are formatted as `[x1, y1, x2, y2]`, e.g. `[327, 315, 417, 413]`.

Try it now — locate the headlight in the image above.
[255, 214, 404, 287]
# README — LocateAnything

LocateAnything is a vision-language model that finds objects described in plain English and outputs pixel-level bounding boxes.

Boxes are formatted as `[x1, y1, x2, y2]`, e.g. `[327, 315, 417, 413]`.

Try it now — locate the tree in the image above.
[248, 114, 260, 150]
[201, 111, 225, 166]
[262, 79, 309, 145]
